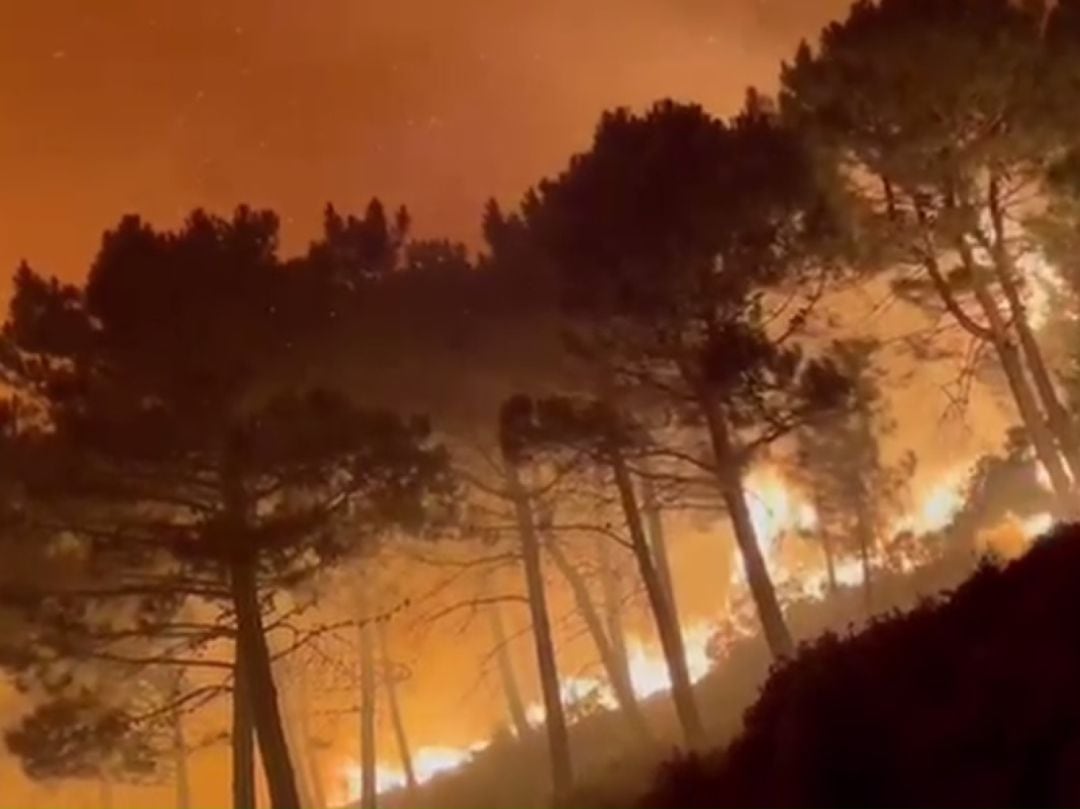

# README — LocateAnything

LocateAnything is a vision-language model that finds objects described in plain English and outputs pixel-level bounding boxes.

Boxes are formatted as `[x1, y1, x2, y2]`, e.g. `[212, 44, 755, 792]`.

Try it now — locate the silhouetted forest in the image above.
[2, 1, 1080, 807]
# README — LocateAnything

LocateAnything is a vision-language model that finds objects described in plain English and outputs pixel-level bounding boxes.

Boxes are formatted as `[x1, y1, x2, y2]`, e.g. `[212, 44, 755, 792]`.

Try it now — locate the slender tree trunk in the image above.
[279, 679, 314, 809]
[232, 653, 256, 809]
[357, 616, 378, 809]
[223, 440, 300, 809]
[172, 705, 191, 809]
[595, 535, 631, 689]
[999, 270, 1080, 478]
[295, 665, 327, 809]
[230, 559, 301, 809]
[822, 533, 839, 597]
[983, 184, 1080, 483]
[958, 243, 1076, 516]
[641, 475, 680, 625]
[853, 498, 875, 614]
[487, 595, 532, 739]
[974, 305, 1073, 514]
[699, 395, 794, 659]
[545, 536, 653, 742]
[812, 491, 839, 597]
[920, 218, 1075, 516]
[504, 459, 574, 799]
[608, 443, 705, 748]
[378, 622, 418, 793]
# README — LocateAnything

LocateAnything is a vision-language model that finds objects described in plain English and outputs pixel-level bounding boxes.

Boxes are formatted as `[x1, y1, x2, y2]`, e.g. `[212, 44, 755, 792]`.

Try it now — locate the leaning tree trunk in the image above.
[232, 653, 256, 809]
[595, 535, 631, 689]
[378, 621, 418, 794]
[545, 536, 653, 742]
[487, 594, 532, 739]
[292, 662, 327, 809]
[223, 441, 300, 809]
[608, 442, 705, 748]
[230, 559, 302, 809]
[958, 242, 1076, 517]
[504, 459, 574, 799]
[812, 491, 839, 597]
[641, 475, 680, 622]
[172, 703, 191, 809]
[853, 497, 875, 614]
[279, 675, 315, 809]
[1000, 273, 1080, 479]
[357, 614, 378, 809]
[984, 193, 1080, 484]
[699, 395, 794, 660]
[922, 225, 1075, 516]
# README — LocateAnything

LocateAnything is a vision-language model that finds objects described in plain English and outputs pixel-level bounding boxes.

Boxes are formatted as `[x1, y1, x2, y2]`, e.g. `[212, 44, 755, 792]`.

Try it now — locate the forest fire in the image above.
[340, 746, 478, 802]
[904, 469, 968, 535]
[624, 624, 714, 699]
[744, 473, 819, 556]
[5, 1, 1080, 807]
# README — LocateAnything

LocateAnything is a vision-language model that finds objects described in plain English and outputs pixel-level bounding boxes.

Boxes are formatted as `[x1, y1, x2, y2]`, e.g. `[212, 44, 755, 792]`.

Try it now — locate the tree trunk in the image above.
[1001, 273, 1080, 478]
[595, 535, 631, 689]
[641, 475, 680, 625]
[230, 559, 301, 809]
[295, 665, 327, 809]
[959, 243, 1076, 517]
[172, 704, 191, 809]
[545, 535, 653, 742]
[357, 616, 378, 809]
[922, 223, 1075, 516]
[378, 621, 418, 793]
[608, 443, 705, 748]
[822, 532, 839, 597]
[504, 459, 574, 799]
[984, 191, 1080, 484]
[812, 491, 839, 597]
[700, 395, 794, 660]
[487, 595, 532, 740]
[279, 679, 314, 809]
[232, 653, 256, 809]
[223, 439, 300, 809]
[853, 498, 875, 614]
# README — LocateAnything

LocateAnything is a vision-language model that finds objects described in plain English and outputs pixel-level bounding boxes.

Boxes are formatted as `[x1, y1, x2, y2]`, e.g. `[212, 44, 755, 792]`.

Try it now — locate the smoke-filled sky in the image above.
[0, 0, 850, 283]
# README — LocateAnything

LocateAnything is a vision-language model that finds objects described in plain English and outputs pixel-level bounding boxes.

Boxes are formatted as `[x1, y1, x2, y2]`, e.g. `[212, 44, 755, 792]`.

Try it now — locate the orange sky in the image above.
[0, 0, 851, 283]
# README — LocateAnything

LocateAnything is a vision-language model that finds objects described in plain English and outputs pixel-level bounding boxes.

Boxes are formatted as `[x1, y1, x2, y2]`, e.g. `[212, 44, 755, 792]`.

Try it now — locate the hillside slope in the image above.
[642, 524, 1080, 808]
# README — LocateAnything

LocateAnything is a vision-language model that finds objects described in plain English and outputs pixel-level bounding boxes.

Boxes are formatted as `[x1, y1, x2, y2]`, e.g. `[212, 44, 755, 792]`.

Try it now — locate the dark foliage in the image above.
[642, 524, 1080, 808]
[6, 693, 160, 782]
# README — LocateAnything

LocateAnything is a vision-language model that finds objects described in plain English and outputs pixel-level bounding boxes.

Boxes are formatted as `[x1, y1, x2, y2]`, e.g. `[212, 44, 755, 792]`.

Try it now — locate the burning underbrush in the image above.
[372, 519, 997, 809]
[642, 522, 1080, 808]
[347, 449, 1057, 809]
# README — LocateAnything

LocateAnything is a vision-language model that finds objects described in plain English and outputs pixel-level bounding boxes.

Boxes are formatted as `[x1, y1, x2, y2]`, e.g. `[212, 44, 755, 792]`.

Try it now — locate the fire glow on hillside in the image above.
[336, 459, 1057, 804]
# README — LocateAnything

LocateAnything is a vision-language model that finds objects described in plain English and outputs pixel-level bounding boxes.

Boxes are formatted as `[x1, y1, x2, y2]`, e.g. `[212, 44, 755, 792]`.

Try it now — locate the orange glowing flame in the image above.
[891, 467, 968, 536]
[1020, 512, 1054, 539]
[744, 472, 817, 553]
[340, 744, 481, 802]
[624, 623, 713, 698]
